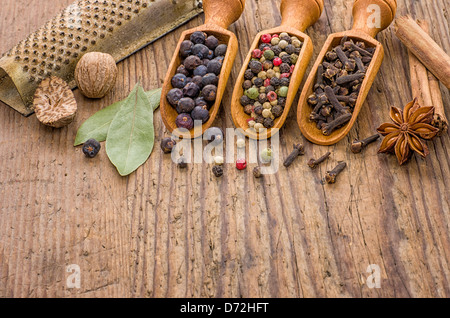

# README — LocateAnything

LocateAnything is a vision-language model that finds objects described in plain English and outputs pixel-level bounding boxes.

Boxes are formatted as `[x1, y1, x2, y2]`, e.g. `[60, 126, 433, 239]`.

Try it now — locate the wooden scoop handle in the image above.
[351, 0, 397, 38]
[203, 0, 246, 29]
[280, 0, 324, 32]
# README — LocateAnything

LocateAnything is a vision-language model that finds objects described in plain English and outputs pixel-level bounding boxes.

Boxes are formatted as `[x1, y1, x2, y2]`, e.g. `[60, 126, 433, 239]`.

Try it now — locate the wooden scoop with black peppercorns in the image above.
[160, 0, 245, 139]
[297, 0, 397, 146]
[230, 0, 324, 140]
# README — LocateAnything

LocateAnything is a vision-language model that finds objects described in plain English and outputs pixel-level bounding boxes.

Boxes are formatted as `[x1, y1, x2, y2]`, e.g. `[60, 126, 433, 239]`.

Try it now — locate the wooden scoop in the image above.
[297, 0, 397, 145]
[160, 0, 245, 139]
[230, 0, 324, 140]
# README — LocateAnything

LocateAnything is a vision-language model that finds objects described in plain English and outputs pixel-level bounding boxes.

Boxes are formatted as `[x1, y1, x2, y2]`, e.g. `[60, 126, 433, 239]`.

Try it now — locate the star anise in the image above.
[377, 98, 439, 165]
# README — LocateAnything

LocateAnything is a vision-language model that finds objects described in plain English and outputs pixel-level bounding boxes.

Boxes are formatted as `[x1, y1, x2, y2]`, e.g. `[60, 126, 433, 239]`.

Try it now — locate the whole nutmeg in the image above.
[75, 52, 117, 98]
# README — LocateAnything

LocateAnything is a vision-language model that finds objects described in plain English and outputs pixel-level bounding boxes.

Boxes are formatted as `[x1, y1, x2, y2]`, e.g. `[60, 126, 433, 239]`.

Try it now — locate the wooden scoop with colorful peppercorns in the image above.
[160, 0, 245, 139]
[230, 0, 324, 140]
[297, 0, 397, 146]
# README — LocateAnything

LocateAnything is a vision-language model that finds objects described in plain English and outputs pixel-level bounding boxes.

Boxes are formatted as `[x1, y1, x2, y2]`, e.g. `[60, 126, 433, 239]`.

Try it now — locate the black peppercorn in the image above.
[171, 73, 187, 89]
[272, 105, 283, 117]
[191, 75, 203, 88]
[193, 65, 208, 77]
[82, 139, 101, 158]
[270, 77, 280, 87]
[190, 31, 206, 44]
[177, 157, 188, 168]
[179, 40, 193, 58]
[214, 44, 227, 57]
[184, 55, 202, 71]
[271, 45, 282, 56]
[205, 35, 219, 50]
[280, 35, 291, 43]
[175, 113, 194, 130]
[202, 85, 217, 102]
[255, 115, 264, 124]
[249, 60, 263, 74]
[279, 77, 290, 87]
[212, 165, 223, 177]
[206, 59, 222, 75]
[277, 97, 286, 107]
[176, 97, 195, 113]
[254, 105, 263, 115]
[176, 64, 190, 76]
[242, 80, 252, 90]
[244, 69, 254, 80]
[160, 137, 176, 153]
[285, 44, 295, 54]
[253, 77, 264, 87]
[263, 118, 274, 128]
[240, 95, 252, 106]
[279, 63, 291, 74]
[191, 106, 210, 124]
[265, 85, 275, 93]
[281, 55, 291, 64]
[192, 44, 211, 59]
[182, 82, 200, 98]
[253, 166, 262, 178]
[202, 73, 219, 87]
[258, 93, 267, 104]
[166, 88, 183, 107]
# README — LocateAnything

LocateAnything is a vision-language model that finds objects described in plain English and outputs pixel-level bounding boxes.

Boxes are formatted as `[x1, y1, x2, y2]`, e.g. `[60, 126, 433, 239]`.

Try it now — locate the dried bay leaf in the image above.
[106, 84, 155, 176]
[74, 88, 161, 146]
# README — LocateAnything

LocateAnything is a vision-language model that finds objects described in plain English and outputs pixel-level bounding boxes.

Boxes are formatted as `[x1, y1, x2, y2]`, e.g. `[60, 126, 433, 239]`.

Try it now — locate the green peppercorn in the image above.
[290, 54, 299, 64]
[263, 50, 275, 60]
[260, 148, 274, 162]
[278, 40, 288, 49]
[246, 87, 259, 99]
[278, 86, 289, 97]
[258, 71, 267, 79]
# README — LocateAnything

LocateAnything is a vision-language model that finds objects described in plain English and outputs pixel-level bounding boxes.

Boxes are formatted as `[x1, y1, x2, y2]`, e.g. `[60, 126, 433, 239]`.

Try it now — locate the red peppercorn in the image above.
[262, 46, 272, 52]
[267, 91, 277, 102]
[273, 57, 282, 66]
[272, 34, 279, 38]
[252, 49, 263, 59]
[236, 158, 247, 170]
[261, 34, 272, 43]
[264, 78, 271, 87]
[246, 117, 255, 123]
[290, 64, 295, 73]
[280, 72, 290, 78]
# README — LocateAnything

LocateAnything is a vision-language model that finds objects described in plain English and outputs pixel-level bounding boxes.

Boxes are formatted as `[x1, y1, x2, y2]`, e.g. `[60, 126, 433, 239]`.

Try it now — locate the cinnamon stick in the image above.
[407, 19, 448, 135]
[395, 15, 450, 89]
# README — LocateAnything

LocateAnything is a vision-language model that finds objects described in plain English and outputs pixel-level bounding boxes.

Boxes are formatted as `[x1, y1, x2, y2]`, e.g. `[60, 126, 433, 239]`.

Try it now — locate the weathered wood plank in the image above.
[0, 0, 449, 298]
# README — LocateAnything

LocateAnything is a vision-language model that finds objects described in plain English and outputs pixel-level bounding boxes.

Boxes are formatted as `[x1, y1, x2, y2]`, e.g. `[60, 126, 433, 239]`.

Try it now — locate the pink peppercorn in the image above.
[252, 49, 263, 59]
[280, 72, 290, 78]
[261, 34, 272, 43]
[290, 64, 295, 73]
[272, 34, 279, 38]
[273, 57, 282, 66]
[246, 117, 255, 123]
[236, 158, 247, 170]
[264, 78, 271, 87]
[267, 91, 277, 102]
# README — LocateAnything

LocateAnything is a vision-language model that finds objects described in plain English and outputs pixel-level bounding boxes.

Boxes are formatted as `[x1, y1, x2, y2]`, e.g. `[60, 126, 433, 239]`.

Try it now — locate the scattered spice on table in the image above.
[350, 134, 380, 154]
[283, 143, 305, 167]
[324, 161, 347, 184]
[307, 151, 331, 169]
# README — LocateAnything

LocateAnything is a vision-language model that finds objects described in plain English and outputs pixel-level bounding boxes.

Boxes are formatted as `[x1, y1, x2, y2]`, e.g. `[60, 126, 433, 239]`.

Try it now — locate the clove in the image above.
[283, 143, 305, 167]
[324, 161, 347, 184]
[351, 134, 380, 153]
[308, 151, 331, 169]
[321, 113, 352, 136]
[336, 72, 365, 85]
[324, 86, 349, 115]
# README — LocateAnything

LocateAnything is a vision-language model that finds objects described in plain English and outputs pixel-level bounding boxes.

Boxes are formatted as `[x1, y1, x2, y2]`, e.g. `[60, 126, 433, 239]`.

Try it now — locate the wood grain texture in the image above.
[0, 0, 449, 298]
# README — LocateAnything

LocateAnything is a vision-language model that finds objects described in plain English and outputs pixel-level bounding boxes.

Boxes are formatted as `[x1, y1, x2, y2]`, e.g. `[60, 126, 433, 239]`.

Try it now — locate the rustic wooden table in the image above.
[0, 0, 449, 298]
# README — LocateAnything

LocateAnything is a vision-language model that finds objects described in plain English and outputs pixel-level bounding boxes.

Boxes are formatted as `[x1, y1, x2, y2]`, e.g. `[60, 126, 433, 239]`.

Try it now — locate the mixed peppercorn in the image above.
[307, 36, 374, 135]
[166, 31, 227, 130]
[240, 32, 302, 132]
